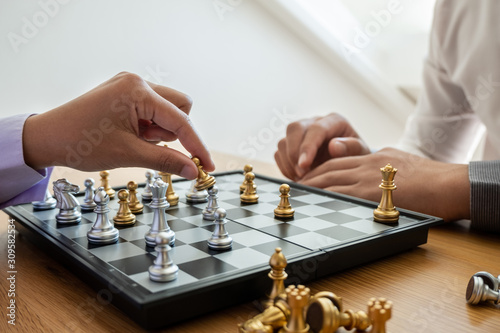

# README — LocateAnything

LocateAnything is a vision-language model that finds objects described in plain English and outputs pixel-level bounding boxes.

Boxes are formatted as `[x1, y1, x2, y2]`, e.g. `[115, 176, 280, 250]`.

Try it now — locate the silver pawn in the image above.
[145, 178, 175, 247]
[32, 188, 57, 210]
[87, 187, 119, 245]
[141, 170, 155, 201]
[185, 179, 208, 203]
[207, 208, 232, 250]
[148, 231, 179, 282]
[203, 186, 219, 221]
[53, 179, 81, 224]
[80, 178, 97, 211]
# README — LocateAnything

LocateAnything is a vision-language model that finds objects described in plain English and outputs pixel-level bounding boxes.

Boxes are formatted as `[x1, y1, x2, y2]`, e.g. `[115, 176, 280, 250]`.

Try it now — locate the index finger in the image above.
[141, 86, 215, 172]
[146, 81, 193, 115]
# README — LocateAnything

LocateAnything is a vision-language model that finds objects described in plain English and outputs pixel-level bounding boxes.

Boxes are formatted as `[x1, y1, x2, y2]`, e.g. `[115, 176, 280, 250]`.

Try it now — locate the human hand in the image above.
[22, 72, 214, 179]
[274, 113, 369, 181]
[299, 147, 470, 222]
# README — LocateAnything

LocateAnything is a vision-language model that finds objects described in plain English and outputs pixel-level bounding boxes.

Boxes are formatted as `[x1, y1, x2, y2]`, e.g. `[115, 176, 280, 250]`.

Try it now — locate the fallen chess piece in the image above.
[466, 273, 500, 305]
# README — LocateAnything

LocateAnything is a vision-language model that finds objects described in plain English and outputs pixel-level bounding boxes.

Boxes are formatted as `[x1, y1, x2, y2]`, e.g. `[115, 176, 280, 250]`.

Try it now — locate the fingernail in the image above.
[334, 141, 347, 157]
[298, 152, 307, 168]
[180, 165, 197, 179]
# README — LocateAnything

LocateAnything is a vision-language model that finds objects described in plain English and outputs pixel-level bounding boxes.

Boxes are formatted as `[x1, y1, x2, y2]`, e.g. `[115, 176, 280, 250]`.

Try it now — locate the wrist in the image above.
[440, 164, 470, 221]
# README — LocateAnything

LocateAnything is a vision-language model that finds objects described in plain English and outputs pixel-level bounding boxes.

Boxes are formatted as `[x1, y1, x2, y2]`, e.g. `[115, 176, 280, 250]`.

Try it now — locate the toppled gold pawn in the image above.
[274, 184, 294, 219]
[113, 189, 136, 226]
[127, 181, 143, 214]
[241, 172, 259, 204]
[193, 156, 216, 191]
[99, 170, 115, 199]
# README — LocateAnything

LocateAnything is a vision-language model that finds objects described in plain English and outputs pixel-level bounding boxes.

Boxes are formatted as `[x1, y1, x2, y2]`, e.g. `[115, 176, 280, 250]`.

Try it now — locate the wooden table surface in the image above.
[1, 152, 499, 332]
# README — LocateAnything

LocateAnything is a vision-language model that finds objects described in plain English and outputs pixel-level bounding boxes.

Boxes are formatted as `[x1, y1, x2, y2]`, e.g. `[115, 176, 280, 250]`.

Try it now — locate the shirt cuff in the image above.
[469, 160, 500, 233]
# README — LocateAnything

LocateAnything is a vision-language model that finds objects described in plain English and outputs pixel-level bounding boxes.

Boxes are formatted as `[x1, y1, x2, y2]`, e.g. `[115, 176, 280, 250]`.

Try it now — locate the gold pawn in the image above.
[113, 189, 136, 226]
[274, 184, 294, 219]
[127, 181, 143, 214]
[240, 164, 253, 194]
[241, 172, 259, 204]
[192, 156, 216, 191]
[373, 164, 399, 223]
[99, 170, 115, 199]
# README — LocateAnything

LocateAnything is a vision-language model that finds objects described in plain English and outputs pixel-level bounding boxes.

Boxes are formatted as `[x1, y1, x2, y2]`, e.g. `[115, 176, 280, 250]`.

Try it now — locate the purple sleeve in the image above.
[0, 114, 53, 208]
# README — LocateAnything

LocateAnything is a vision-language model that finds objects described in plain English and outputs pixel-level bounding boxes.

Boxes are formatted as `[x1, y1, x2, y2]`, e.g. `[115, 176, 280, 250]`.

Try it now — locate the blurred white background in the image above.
[0, 0, 435, 168]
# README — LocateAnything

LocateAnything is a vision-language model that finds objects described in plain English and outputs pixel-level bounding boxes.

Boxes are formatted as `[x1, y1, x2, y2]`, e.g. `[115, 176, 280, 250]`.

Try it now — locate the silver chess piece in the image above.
[141, 170, 155, 201]
[466, 275, 500, 305]
[148, 231, 179, 282]
[53, 179, 81, 224]
[80, 178, 97, 211]
[145, 178, 175, 247]
[87, 187, 119, 245]
[207, 208, 232, 250]
[185, 179, 208, 203]
[203, 186, 219, 221]
[32, 188, 57, 210]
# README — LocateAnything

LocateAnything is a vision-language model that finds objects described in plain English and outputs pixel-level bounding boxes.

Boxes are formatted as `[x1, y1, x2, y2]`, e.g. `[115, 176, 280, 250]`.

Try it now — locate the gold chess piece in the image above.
[127, 181, 143, 214]
[274, 184, 294, 219]
[240, 164, 253, 193]
[368, 298, 392, 333]
[192, 156, 216, 191]
[373, 163, 399, 223]
[99, 170, 115, 199]
[113, 189, 136, 226]
[159, 171, 179, 206]
[239, 297, 290, 333]
[262, 247, 288, 309]
[241, 172, 259, 204]
[306, 291, 370, 332]
[279, 285, 310, 333]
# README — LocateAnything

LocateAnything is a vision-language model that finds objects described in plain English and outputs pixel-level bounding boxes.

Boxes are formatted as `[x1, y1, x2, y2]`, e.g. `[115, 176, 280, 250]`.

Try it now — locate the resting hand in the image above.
[299, 147, 470, 222]
[22, 72, 214, 179]
[274, 113, 369, 181]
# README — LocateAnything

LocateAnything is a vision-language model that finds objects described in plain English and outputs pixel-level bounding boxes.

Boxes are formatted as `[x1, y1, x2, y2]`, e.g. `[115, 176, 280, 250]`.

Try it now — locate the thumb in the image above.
[328, 137, 370, 158]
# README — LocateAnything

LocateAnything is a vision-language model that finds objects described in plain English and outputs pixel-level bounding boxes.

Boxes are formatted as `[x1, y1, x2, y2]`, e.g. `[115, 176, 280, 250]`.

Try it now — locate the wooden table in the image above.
[1, 152, 499, 332]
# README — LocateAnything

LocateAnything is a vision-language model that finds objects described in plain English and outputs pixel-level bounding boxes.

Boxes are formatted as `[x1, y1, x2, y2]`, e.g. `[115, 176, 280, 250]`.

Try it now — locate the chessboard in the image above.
[3, 171, 443, 329]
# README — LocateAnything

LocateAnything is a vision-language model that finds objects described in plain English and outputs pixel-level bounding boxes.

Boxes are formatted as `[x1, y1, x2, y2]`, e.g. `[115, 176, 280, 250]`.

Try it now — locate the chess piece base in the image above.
[80, 203, 97, 211]
[56, 209, 82, 224]
[208, 236, 233, 250]
[87, 228, 119, 245]
[241, 195, 259, 204]
[113, 217, 136, 226]
[373, 209, 399, 224]
[129, 206, 144, 214]
[149, 264, 179, 282]
[32, 199, 57, 210]
[274, 208, 295, 219]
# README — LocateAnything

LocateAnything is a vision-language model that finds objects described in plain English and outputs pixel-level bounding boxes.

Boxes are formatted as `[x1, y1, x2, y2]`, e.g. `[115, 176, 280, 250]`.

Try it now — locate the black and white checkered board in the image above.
[4, 171, 442, 329]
